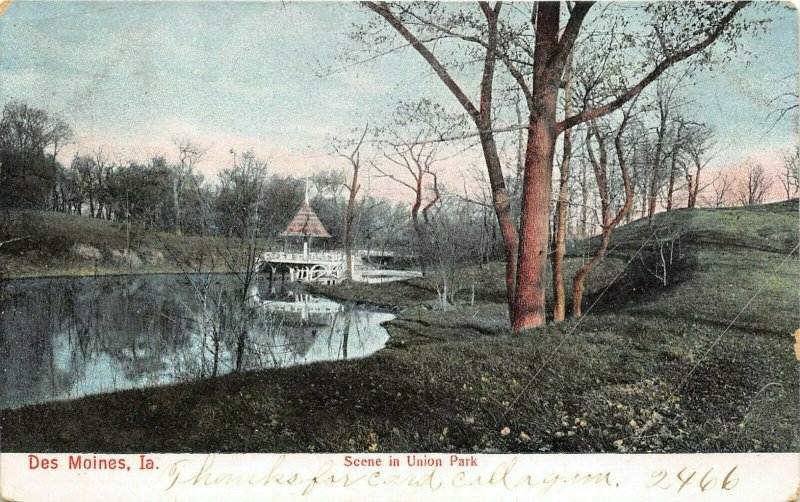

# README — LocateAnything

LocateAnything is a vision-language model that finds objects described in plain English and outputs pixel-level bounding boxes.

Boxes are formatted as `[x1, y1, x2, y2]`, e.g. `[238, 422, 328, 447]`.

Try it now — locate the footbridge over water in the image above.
[256, 249, 420, 285]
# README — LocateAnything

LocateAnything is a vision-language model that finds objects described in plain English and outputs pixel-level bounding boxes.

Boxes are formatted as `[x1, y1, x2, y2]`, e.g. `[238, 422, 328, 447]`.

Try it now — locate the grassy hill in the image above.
[0, 209, 267, 278]
[2, 201, 798, 453]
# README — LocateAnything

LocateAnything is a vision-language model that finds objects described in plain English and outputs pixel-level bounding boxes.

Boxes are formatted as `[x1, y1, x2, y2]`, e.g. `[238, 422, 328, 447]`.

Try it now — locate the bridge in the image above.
[257, 251, 347, 284]
[256, 250, 421, 285]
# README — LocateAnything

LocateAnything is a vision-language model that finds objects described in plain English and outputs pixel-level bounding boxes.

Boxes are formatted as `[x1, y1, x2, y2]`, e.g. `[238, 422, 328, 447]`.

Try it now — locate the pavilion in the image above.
[280, 190, 331, 259]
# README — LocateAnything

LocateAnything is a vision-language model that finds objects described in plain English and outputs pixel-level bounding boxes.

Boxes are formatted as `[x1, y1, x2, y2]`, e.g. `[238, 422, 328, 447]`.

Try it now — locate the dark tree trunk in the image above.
[411, 170, 426, 274]
[687, 163, 701, 208]
[666, 146, 678, 211]
[476, 4, 518, 322]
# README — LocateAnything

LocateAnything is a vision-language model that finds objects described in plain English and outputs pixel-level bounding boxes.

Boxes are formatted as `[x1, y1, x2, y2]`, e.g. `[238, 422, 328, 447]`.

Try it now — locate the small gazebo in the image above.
[281, 188, 331, 259]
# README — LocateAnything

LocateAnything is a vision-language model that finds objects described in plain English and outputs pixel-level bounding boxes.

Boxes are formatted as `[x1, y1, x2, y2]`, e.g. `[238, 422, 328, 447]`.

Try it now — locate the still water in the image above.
[0, 274, 394, 409]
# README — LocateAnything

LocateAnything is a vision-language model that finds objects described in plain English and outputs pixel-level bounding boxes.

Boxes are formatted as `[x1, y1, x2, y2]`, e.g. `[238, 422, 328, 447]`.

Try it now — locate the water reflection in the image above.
[0, 274, 393, 409]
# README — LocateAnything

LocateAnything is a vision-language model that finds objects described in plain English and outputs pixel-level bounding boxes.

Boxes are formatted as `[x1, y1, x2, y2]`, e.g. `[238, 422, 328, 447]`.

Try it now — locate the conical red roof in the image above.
[281, 201, 331, 238]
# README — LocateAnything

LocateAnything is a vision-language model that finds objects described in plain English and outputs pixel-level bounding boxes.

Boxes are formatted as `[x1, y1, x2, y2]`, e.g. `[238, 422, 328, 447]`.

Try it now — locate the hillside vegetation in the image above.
[2, 201, 798, 453]
[0, 209, 267, 278]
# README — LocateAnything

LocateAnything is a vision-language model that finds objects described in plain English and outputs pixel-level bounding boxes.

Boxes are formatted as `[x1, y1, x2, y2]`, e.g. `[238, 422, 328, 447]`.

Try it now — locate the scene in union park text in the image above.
[0, 1, 797, 454]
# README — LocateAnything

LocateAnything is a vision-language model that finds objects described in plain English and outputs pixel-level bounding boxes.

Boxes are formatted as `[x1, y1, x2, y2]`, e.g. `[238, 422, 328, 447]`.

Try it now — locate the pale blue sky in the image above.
[0, 1, 797, 182]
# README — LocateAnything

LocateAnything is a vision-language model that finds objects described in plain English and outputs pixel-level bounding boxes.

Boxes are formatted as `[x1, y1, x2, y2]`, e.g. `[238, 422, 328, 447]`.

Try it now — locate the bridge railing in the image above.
[260, 251, 346, 263]
[261, 250, 418, 262]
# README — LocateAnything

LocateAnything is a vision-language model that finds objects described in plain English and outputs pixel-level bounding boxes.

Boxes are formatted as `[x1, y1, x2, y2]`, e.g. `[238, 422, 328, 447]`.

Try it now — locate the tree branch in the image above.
[550, 1, 595, 71]
[363, 2, 482, 124]
[556, 2, 748, 134]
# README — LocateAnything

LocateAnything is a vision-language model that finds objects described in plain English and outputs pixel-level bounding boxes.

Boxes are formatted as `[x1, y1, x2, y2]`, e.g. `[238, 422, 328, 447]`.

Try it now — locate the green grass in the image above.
[1, 201, 798, 453]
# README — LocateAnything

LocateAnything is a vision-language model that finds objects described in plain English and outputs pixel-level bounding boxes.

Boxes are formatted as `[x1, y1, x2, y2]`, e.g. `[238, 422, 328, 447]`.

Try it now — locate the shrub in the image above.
[71, 243, 102, 261]
[110, 249, 143, 269]
[144, 249, 165, 264]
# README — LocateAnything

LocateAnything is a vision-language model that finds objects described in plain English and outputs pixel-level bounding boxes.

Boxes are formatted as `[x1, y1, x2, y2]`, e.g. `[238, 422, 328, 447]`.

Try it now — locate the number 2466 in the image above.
[647, 466, 739, 493]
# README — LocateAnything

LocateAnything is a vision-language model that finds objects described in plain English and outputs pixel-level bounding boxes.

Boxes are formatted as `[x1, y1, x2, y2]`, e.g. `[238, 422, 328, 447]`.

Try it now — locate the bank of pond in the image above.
[0, 274, 394, 410]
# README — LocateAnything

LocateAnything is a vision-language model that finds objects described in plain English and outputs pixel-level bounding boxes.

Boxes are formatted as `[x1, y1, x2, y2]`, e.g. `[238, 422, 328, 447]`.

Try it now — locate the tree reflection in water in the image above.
[0, 275, 392, 409]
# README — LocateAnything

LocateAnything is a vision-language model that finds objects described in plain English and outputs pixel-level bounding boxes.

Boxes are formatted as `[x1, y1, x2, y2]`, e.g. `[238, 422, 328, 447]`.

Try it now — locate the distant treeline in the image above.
[0, 101, 505, 267]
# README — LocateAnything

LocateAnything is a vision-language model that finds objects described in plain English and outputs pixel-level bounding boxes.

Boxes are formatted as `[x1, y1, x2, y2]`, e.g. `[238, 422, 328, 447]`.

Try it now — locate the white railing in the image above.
[261, 251, 346, 263]
[355, 249, 395, 257]
[356, 269, 422, 284]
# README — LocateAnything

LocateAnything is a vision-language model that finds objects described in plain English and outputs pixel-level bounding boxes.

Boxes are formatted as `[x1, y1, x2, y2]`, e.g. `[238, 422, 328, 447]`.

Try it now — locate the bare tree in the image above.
[682, 123, 717, 208]
[709, 171, 735, 207]
[735, 161, 774, 206]
[779, 146, 799, 199]
[173, 139, 206, 236]
[89, 148, 115, 219]
[572, 108, 635, 316]
[372, 136, 436, 271]
[576, 158, 591, 236]
[640, 232, 682, 287]
[216, 150, 270, 371]
[332, 125, 369, 280]
[664, 118, 687, 212]
[647, 79, 676, 220]
[766, 72, 799, 130]
[372, 100, 463, 272]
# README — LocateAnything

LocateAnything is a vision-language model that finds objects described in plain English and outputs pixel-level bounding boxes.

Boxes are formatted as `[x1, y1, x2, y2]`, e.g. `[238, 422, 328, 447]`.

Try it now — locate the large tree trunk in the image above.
[512, 4, 560, 332]
[514, 118, 557, 331]
[551, 60, 574, 322]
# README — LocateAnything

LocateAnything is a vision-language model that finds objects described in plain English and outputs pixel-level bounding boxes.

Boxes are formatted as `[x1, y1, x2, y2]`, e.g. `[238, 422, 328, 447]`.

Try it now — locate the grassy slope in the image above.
[0, 209, 262, 278]
[1, 201, 798, 453]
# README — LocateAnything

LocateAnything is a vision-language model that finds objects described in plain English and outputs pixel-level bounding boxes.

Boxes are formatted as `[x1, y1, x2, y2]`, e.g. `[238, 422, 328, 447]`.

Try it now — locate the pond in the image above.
[0, 274, 394, 409]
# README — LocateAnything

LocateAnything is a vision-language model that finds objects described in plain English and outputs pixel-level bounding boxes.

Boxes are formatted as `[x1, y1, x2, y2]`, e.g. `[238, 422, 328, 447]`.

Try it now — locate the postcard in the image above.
[0, 1, 798, 500]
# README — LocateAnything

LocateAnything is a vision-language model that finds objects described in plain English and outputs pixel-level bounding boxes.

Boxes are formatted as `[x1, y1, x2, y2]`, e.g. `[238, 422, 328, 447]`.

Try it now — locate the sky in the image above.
[0, 1, 798, 198]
